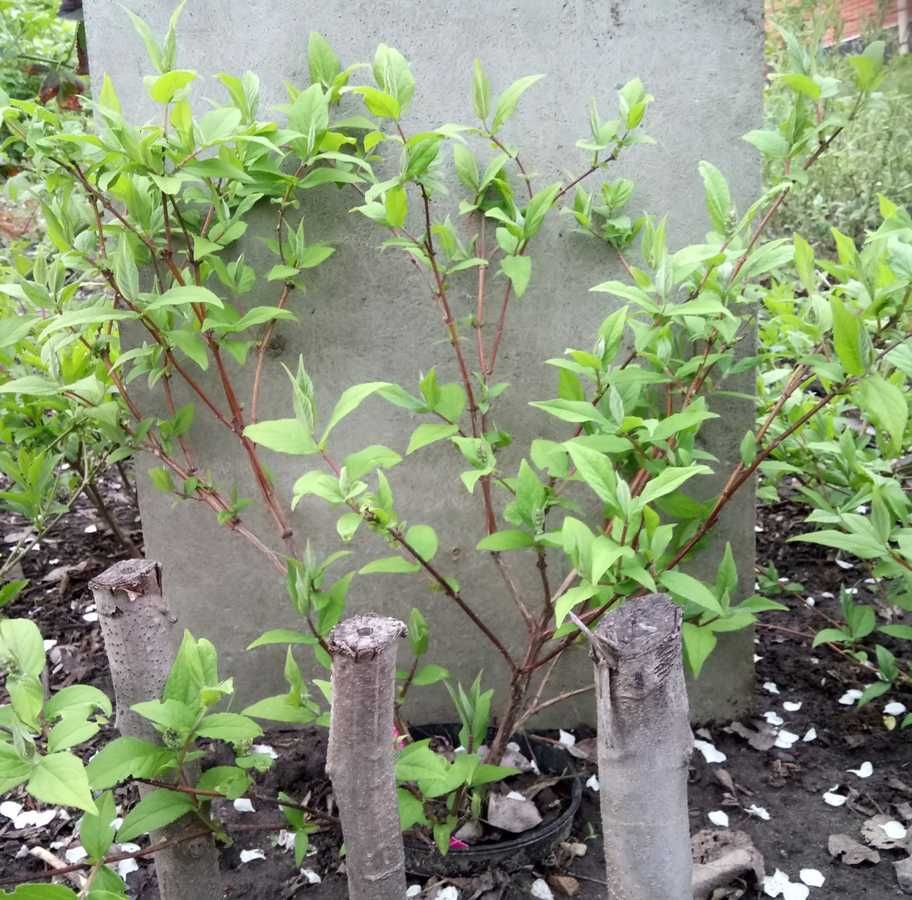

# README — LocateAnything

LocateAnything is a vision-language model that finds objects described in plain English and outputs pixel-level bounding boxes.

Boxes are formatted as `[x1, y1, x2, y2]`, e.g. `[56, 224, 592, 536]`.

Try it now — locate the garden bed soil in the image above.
[1, 482, 911, 898]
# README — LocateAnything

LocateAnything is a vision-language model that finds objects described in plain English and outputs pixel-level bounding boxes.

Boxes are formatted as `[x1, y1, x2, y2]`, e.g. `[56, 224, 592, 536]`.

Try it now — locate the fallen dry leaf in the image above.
[487, 791, 542, 833]
[828, 833, 881, 866]
[547, 874, 580, 897]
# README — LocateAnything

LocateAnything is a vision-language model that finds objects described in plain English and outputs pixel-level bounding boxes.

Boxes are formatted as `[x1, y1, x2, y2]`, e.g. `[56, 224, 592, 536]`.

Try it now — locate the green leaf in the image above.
[146, 286, 223, 311]
[80, 791, 116, 861]
[742, 129, 789, 159]
[359, 556, 421, 575]
[320, 382, 392, 445]
[197, 766, 251, 800]
[408, 608, 429, 656]
[523, 183, 561, 238]
[116, 789, 193, 842]
[492, 74, 544, 132]
[196, 713, 262, 746]
[638, 465, 712, 507]
[124, 8, 163, 71]
[698, 161, 732, 233]
[472, 59, 491, 121]
[0, 375, 60, 397]
[0, 885, 78, 899]
[354, 86, 400, 119]
[554, 583, 596, 628]
[590, 536, 630, 584]
[812, 628, 851, 647]
[794, 530, 884, 560]
[147, 69, 196, 103]
[0, 618, 45, 678]
[47, 717, 100, 753]
[530, 400, 612, 429]
[308, 32, 341, 87]
[406, 422, 459, 455]
[28, 752, 97, 814]
[398, 787, 428, 830]
[879, 625, 912, 641]
[848, 40, 885, 91]
[343, 445, 401, 480]
[241, 695, 316, 724]
[830, 296, 866, 376]
[682, 622, 717, 677]
[131, 699, 197, 734]
[246, 629, 315, 650]
[659, 570, 723, 615]
[291, 471, 343, 507]
[243, 419, 317, 455]
[502, 255, 531, 298]
[564, 442, 617, 504]
[411, 664, 449, 686]
[0, 741, 31, 794]
[385, 186, 408, 228]
[476, 530, 534, 551]
[86, 737, 173, 789]
[855, 376, 907, 455]
[405, 524, 438, 562]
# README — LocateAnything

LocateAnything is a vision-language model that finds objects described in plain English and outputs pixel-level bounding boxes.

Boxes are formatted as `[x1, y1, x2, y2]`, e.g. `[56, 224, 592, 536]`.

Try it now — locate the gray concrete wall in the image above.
[83, 0, 762, 724]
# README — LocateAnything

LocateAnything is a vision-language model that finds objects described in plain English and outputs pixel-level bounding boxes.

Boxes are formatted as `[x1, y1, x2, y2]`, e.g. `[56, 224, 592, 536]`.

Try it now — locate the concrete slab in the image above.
[83, 0, 762, 724]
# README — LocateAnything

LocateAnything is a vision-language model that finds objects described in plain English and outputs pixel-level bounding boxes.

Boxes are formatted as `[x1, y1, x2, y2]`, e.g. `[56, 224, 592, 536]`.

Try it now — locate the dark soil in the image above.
[2, 483, 911, 898]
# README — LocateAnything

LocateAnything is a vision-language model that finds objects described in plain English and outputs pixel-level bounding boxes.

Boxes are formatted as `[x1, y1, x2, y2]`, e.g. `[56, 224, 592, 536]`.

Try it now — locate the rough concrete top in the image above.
[329, 615, 407, 659]
[89, 558, 160, 591]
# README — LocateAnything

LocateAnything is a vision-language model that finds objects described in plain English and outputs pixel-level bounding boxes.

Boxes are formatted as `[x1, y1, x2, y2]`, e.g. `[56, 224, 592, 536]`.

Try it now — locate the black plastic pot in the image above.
[403, 726, 583, 877]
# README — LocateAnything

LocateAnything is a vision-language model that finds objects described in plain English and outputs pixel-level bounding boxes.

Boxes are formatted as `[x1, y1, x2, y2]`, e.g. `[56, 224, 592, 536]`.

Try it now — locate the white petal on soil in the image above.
[835, 558, 854, 570]
[708, 810, 729, 827]
[239, 849, 266, 864]
[84, 524, 98, 534]
[746, 804, 771, 820]
[251, 743, 279, 759]
[762, 868, 791, 897]
[14, 809, 58, 829]
[693, 739, 727, 764]
[65, 846, 88, 864]
[783, 883, 809, 900]
[783, 701, 802, 712]
[82, 611, 99, 623]
[300, 869, 321, 884]
[233, 798, 255, 813]
[847, 761, 873, 779]
[838, 689, 862, 706]
[774, 729, 800, 750]
[43, 639, 57, 652]
[763, 681, 780, 695]
[434, 888, 459, 900]
[804, 597, 815, 607]
[799, 868, 825, 887]
[0, 801, 23, 821]
[117, 857, 139, 878]
[802, 727, 817, 742]
[586, 775, 600, 793]
[530, 879, 554, 899]
[558, 729, 576, 748]
[882, 820, 908, 840]
[763, 711, 785, 727]
[406, 887, 422, 898]
[823, 787, 848, 807]
[754, 654, 764, 663]
[885, 702, 908, 716]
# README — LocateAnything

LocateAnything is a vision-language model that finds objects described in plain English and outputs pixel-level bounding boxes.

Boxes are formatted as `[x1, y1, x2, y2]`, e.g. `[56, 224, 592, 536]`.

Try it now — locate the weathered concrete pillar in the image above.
[82, 0, 761, 723]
